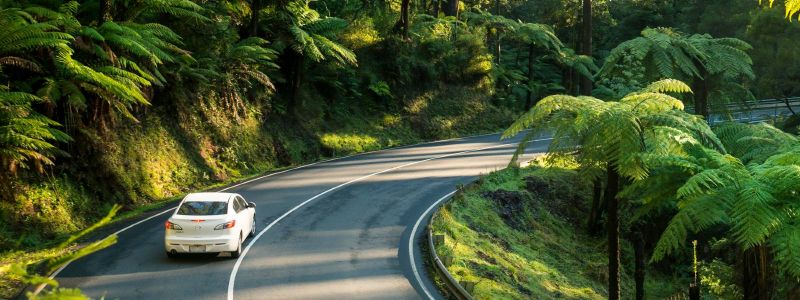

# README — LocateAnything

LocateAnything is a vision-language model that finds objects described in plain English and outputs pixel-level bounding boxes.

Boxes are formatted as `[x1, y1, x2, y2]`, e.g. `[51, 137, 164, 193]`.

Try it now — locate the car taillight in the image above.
[165, 221, 183, 230]
[214, 220, 235, 230]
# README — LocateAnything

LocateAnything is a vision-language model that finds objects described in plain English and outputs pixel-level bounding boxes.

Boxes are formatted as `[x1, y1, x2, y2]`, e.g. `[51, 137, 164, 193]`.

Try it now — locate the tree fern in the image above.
[209, 37, 279, 118]
[272, 0, 357, 66]
[0, 88, 71, 173]
[632, 120, 800, 279]
[598, 27, 753, 118]
[0, 8, 73, 173]
[120, 0, 210, 23]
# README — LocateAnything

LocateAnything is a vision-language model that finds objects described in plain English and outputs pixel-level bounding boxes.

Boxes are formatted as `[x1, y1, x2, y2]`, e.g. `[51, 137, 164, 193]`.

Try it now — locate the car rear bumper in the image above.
[165, 235, 238, 253]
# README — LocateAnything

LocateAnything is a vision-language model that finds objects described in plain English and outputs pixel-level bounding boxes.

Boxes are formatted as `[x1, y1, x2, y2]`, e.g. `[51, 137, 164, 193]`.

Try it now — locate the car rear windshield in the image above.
[177, 201, 227, 215]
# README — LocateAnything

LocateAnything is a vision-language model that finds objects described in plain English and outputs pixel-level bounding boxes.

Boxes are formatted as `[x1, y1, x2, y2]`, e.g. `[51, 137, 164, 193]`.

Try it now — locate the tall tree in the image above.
[580, 0, 593, 96]
[629, 121, 800, 298]
[598, 27, 754, 119]
[503, 79, 716, 300]
[99, 0, 113, 23]
[443, 0, 458, 17]
[249, 0, 264, 37]
[0, 7, 73, 181]
[397, 0, 411, 38]
[268, 0, 356, 113]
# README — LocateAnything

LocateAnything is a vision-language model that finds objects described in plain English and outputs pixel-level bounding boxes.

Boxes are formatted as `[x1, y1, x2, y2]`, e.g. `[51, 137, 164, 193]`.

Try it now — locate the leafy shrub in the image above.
[320, 133, 381, 155]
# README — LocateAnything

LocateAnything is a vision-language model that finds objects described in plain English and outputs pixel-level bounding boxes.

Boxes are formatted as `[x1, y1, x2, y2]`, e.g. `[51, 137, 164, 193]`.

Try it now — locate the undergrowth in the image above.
[0, 82, 512, 298]
[431, 159, 683, 299]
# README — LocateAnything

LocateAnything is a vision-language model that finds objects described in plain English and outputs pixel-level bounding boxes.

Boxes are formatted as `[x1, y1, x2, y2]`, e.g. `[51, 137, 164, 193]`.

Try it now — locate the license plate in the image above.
[189, 245, 205, 253]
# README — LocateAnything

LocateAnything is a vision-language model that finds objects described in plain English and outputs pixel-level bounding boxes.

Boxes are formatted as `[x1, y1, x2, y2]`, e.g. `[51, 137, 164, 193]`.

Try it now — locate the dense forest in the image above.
[1, 0, 800, 298]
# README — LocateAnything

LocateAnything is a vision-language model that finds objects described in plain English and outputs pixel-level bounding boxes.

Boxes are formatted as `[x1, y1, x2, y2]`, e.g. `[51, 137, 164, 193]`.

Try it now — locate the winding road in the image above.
[52, 132, 550, 300]
[43, 100, 800, 300]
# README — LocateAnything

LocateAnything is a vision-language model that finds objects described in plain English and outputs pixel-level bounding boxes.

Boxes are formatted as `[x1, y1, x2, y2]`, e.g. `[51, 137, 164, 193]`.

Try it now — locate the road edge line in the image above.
[225, 138, 553, 300]
[408, 191, 456, 300]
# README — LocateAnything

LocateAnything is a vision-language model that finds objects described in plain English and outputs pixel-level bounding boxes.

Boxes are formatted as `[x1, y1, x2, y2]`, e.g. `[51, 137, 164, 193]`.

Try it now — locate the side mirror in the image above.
[247, 202, 256, 208]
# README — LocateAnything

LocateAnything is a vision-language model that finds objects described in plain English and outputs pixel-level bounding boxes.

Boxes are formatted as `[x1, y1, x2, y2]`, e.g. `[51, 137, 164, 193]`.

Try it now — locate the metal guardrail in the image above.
[688, 97, 800, 125]
[427, 208, 474, 300]
[423, 97, 800, 300]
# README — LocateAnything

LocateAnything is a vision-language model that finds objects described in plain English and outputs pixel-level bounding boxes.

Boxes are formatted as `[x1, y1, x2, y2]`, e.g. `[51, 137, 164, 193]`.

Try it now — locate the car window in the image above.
[237, 197, 248, 209]
[177, 201, 227, 215]
[232, 198, 242, 213]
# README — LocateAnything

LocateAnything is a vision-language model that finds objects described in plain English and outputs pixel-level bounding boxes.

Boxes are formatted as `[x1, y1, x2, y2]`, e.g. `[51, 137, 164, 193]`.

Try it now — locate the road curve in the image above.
[54, 132, 549, 299]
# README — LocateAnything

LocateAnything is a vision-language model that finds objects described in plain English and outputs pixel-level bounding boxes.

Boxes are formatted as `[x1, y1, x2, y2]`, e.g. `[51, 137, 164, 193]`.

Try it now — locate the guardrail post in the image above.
[460, 281, 476, 294]
[433, 234, 445, 247]
[443, 255, 453, 266]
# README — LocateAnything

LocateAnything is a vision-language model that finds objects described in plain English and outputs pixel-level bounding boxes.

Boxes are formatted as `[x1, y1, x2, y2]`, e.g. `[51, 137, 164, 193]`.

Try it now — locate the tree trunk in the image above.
[742, 245, 773, 300]
[605, 165, 621, 300]
[784, 97, 797, 115]
[525, 44, 535, 110]
[433, 0, 441, 16]
[495, 34, 502, 65]
[99, 0, 113, 23]
[580, 0, 593, 96]
[587, 178, 603, 235]
[692, 69, 709, 119]
[248, 0, 263, 37]
[634, 231, 646, 300]
[285, 51, 303, 114]
[396, 0, 411, 38]
[443, 0, 458, 17]
[788, 281, 800, 300]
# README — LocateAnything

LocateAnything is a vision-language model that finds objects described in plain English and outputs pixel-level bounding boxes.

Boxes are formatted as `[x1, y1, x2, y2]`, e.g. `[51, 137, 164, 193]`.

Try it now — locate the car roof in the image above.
[183, 192, 238, 202]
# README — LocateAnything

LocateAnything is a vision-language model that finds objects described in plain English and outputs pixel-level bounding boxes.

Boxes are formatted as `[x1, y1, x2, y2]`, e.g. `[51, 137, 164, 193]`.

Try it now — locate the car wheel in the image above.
[166, 251, 177, 259]
[231, 235, 242, 259]
[249, 216, 256, 238]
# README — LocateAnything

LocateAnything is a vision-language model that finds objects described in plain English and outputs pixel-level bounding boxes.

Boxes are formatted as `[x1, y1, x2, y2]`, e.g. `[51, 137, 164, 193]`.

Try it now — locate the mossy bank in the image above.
[430, 158, 685, 299]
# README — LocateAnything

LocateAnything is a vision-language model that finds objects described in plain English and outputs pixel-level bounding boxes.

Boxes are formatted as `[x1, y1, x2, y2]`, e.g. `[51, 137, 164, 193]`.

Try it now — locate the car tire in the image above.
[249, 216, 256, 238]
[166, 251, 177, 259]
[231, 235, 242, 259]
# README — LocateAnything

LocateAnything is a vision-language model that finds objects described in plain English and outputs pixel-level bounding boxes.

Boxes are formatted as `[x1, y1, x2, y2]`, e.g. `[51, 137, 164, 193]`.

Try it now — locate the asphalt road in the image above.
[48, 103, 799, 300]
[53, 132, 550, 300]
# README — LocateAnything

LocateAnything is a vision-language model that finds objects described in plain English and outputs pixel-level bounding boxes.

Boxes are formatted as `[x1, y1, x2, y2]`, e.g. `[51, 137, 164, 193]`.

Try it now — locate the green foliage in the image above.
[4, 0, 799, 296]
[699, 258, 743, 298]
[431, 163, 683, 298]
[271, 0, 357, 66]
[623, 122, 800, 281]
[0, 89, 70, 173]
[746, 6, 800, 98]
[598, 27, 753, 81]
[205, 37, 279, 118]
[1, 205, 120, 300]
[320, 133, 380, 155]
[503, 79, 705, 180]
[597, 27, 754, 109]
[0, 8, 71, 174]
[764, 0, 800, 20]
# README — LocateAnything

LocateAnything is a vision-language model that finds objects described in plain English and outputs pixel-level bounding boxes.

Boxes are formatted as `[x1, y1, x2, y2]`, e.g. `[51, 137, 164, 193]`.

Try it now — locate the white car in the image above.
[164, 192, 256, 258]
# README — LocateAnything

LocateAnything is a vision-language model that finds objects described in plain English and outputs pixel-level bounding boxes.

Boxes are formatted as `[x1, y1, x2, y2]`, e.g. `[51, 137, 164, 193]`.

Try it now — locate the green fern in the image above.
[273, 0, 357, 66]
[207, 37, 279, 118]
[503, 79, 698, 180]
[631, 121, 800, 279]
[598, 27, 753, 115]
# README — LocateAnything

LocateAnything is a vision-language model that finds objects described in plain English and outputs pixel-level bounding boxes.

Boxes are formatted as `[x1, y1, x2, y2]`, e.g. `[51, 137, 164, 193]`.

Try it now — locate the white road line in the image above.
[409, 191, 456, 300]
[226, 137, 554, 300]
[31, 130, 527, 297]
[37, 130, 510, 289]
[33, 152, 369, 295]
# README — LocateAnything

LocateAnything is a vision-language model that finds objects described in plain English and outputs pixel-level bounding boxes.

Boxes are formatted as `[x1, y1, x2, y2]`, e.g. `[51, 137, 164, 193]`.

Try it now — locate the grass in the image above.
[430, 158, 683, 299]
[0, 98, 513, 299]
